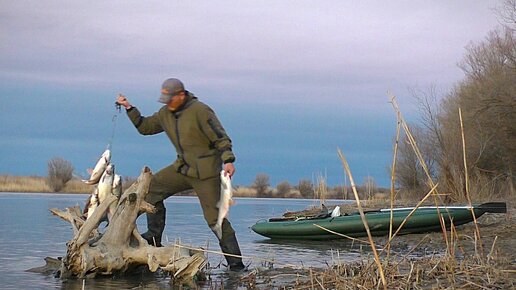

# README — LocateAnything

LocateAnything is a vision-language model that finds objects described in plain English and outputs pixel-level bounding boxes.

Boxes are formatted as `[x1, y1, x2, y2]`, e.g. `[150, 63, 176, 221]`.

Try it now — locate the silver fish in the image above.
[82, 149, 111, 185]
[97, 163, 116, 220]
[112, 174, 122, 198]
[86, 186, 99, 219]
[212, 170, 235, 240]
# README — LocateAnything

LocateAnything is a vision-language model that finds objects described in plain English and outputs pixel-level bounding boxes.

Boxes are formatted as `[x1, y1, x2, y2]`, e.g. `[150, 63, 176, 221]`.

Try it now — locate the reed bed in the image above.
[234, 197, 515, 289]
[0, 175, 90, 193]
[0, 175, 50, 192]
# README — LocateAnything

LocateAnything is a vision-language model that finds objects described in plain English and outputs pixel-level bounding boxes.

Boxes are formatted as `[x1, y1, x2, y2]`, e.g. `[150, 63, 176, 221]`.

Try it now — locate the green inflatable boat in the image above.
[251, 202, 506, 240]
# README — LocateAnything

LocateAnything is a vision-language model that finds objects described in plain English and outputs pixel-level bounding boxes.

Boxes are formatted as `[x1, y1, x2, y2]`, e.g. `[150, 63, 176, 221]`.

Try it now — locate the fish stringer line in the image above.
[106, 108, 120, 151]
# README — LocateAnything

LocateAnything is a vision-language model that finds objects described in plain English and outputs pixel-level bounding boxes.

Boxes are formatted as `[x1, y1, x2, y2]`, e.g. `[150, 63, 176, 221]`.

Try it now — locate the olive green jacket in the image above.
[127, 92, 235, 180]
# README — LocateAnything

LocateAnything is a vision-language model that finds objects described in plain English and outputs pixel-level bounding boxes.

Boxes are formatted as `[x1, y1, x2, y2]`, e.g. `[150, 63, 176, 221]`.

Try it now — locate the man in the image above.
[116, 78, 245, 271]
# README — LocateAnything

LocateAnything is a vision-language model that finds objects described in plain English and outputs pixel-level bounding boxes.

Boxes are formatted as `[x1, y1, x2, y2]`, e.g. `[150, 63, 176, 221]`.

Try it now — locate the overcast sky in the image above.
[0, 1, 502, 188]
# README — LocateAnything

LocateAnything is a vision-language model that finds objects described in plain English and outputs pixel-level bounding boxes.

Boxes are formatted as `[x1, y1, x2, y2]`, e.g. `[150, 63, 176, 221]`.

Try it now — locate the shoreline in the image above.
[0, 174, 391, 199]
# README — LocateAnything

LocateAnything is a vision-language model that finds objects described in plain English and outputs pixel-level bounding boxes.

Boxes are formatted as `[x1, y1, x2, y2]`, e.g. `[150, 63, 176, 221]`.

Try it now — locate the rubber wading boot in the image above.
[219, 232, 246, 271]
[141, 201, 166, 247]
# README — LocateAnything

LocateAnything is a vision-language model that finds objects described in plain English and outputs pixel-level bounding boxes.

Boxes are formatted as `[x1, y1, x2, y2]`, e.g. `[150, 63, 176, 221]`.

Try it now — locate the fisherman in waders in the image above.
[116, 78, 245, 271]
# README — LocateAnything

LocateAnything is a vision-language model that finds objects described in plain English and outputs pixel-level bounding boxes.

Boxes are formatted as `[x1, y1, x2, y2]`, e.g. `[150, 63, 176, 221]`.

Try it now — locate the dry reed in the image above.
[338, 148, 387, 289]
[460, 107, 484, 255]
[0, 175, 91, 193]
[387, 106, 402, 261]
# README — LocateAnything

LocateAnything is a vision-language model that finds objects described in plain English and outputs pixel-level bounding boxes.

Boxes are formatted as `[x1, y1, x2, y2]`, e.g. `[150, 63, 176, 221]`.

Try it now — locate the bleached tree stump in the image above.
[50, 166, 206, 283]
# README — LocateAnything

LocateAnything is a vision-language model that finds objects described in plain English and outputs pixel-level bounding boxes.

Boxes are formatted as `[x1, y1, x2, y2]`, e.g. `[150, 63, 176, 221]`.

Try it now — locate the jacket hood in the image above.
[170, 91, 197, 112]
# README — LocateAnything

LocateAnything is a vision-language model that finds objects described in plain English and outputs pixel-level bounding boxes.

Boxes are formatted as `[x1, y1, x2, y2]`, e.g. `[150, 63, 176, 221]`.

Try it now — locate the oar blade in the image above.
[478, 202, 507, 213]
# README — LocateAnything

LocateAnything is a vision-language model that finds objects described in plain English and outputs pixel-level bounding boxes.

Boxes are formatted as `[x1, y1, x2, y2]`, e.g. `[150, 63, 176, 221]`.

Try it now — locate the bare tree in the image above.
[297, 179, 314, 198]
[452, 28, 515, 189]
[395, 125, 436, 195]
[252, 173, 271, 197]
[396, 19, 515, 199]
[276, 181, 292, 197]
[47, 157, 74, 192]
[494, 0, 516, 30]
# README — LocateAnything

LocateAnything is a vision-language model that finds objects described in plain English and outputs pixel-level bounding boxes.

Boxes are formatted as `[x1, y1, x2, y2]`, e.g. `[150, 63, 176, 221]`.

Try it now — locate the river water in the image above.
[0, 192, 360, 289]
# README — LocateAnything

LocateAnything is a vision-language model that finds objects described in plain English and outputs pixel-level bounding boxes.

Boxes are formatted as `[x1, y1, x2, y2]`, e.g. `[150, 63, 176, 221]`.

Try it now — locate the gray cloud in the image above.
[0, 1, 501, 186]
[1, 1, 499, 91]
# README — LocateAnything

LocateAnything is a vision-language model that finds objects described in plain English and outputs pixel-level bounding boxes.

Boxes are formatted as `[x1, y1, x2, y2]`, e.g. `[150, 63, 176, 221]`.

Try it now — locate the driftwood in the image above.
[49, 166, 206, 283]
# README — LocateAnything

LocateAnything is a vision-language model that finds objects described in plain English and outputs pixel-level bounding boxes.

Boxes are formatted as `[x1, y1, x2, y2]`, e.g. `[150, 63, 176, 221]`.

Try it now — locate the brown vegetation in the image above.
[0, 175, 90, 193]
[395, 19, 515, 201]
[0, 175, 136, 194]
[252, 173, 271, 197]
[47, 157, 74, 192]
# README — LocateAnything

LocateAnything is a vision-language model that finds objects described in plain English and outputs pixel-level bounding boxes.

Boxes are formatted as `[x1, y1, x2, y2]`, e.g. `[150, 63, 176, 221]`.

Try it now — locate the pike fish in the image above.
[83, 149, 111, 185]
[212, 170, 235, 240]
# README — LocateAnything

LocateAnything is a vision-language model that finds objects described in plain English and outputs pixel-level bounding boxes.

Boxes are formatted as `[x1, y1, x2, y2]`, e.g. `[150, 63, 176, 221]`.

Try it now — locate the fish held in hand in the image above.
[82, 149, 111, 185]
[212, 170, 235, 240]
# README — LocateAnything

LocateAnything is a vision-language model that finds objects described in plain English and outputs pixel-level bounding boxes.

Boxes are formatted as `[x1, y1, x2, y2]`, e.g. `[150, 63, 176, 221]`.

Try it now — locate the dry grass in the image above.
[62, 179, 93, 193]
[0, 175, 91, 193]
[233, 186, 304, 198]
[233, 186, 258, 198]
[297, 244, 514, 289]
[0, 175, 48, 192]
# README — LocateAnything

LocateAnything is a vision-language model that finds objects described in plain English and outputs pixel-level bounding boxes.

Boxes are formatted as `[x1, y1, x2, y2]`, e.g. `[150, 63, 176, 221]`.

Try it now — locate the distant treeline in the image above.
[231, 173, 389, 199]
[0, 172, 389, 200]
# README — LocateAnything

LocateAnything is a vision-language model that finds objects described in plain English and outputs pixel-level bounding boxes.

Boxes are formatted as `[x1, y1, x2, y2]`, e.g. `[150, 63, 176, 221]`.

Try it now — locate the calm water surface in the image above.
[0, 193, 360, 289]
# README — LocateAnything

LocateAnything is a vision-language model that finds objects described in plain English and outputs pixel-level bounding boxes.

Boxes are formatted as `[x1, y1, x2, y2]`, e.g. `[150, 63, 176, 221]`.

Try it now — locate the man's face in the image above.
[165, 91, 186, 111]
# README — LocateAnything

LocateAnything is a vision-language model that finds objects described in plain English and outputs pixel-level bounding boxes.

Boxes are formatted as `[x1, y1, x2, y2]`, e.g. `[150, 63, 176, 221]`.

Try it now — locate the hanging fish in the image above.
[82, 149, 111, 185]
[86, 186, 100, 219]
[112, 174, 122, 198]
[97, 163, 116, 220]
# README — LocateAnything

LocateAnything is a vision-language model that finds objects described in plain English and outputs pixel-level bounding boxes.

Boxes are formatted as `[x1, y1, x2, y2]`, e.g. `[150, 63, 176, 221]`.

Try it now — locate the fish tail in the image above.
[212, 224, 223, 240]
[82, 179, 99, 185]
